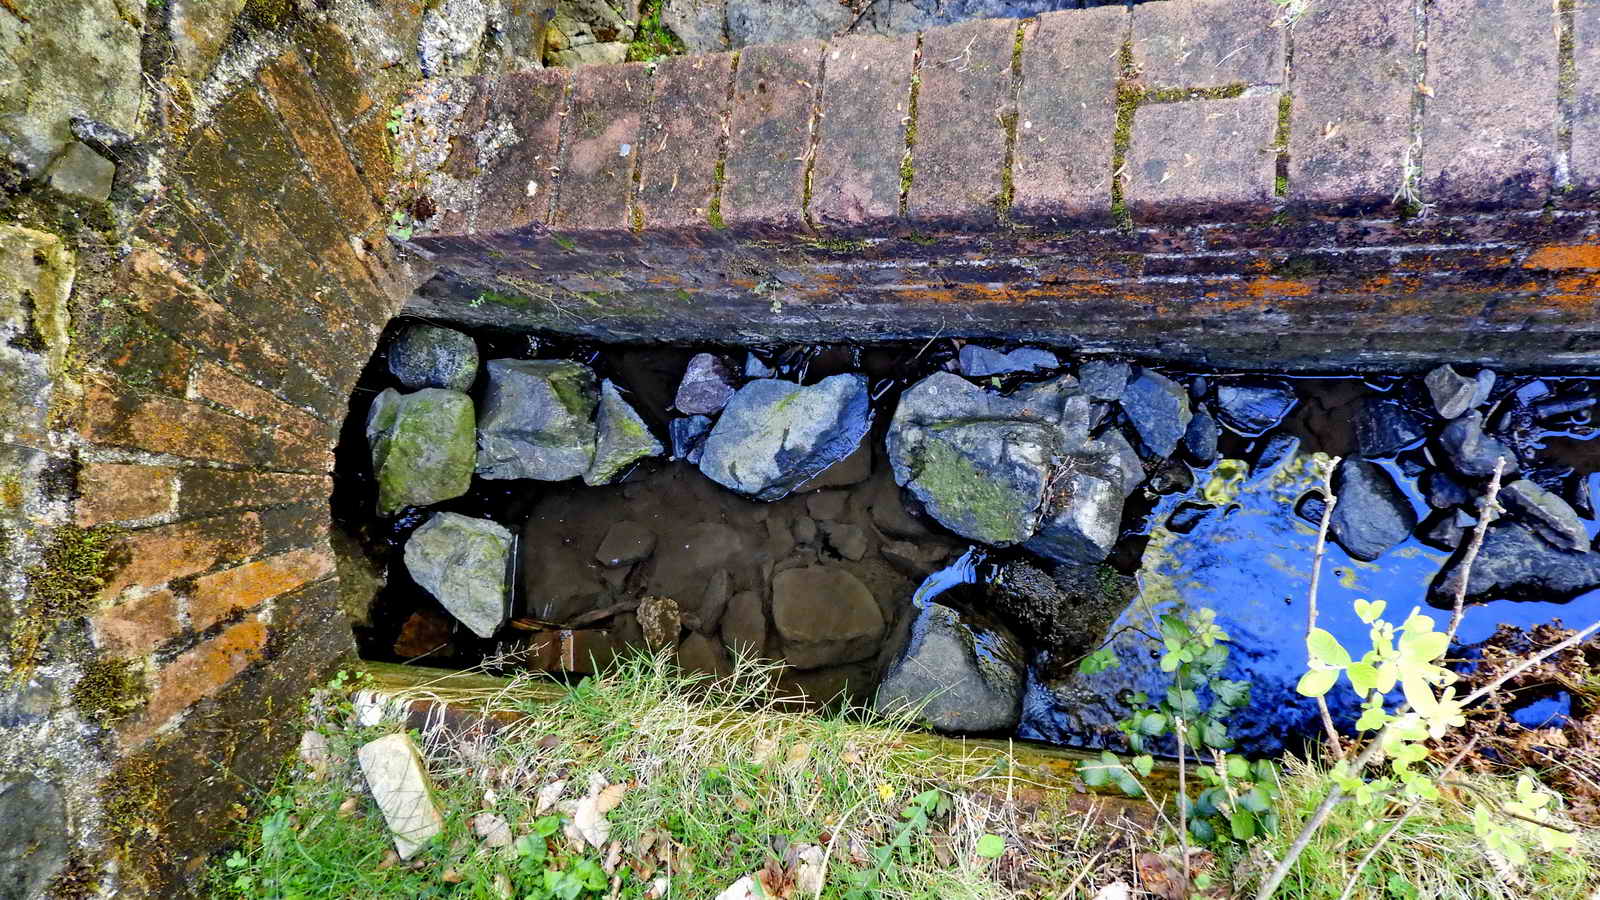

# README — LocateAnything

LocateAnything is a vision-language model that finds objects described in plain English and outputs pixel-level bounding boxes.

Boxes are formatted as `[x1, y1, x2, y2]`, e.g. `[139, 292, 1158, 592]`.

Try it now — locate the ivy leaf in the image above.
[1296, 667, 1338, 698]
[1307, 627, 1352, 668]
[1354, 598, 1386, 624]
[1077, 647, 1120, 676]
[976, 834, 1005, 859]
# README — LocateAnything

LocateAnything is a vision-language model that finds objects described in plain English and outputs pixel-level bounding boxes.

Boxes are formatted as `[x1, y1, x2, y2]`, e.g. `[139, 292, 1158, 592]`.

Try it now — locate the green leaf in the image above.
[1229, 809, 1258, 840]
[1077, 648, 1121, 675]
[1201, 719, 1230, 749]
[1226, 755, 1250, 779]
[1354, 598, 1386, 624]
[1138, 712, 1168, 736]
[1307, 627, 1352, 667]
[1239, 787, 1272, 813]
[1398, 629, 1449, 663]
[1189, 817, 1216, 844]
[976, 834, 1005, 858]
[1213, 679, 1250, 708]
[1296, 668, 1338, 698]
[1133, 754, 1155, 777]
[1346, 661, 1378, 695]
[1160, 614, 1191, 642]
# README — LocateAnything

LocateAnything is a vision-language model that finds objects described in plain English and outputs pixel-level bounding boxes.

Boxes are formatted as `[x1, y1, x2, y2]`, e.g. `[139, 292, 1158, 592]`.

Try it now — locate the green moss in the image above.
[100, 753, 169, 872]
[674, 288, 693, 302]
[806, 238, 868, 253]
[551, 234, 577, 252]
[904, 231, 937, 246]
[72, 656, 148, 726]
[708, 158, 728, 230]
[239, 0, 297, 29]
[1142, 83, 1247, 104]
[913, 438, 1030, 544]
[899, 65, 922, 212]
[546, 365, 598, 419]
[627, 0, 687, 63]
[1110, 81, 1140, 230]
[9, 525, 118, 680]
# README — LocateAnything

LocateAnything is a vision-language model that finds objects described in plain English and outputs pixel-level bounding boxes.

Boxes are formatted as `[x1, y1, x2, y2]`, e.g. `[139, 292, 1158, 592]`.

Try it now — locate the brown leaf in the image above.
[442, 869, 464, 883]
[596, 781, 628, 815]
[1136, 851, 1190, 900]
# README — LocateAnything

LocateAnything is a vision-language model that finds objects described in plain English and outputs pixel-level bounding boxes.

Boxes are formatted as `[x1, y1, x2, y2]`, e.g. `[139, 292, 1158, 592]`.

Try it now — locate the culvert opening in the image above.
[332, 308, 1600, 757]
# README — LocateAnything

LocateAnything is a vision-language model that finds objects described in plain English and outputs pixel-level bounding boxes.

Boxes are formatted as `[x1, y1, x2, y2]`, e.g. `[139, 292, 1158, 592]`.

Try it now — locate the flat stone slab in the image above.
[637, 53, 734, 228]
[1131, 0, 1284, 89]
[810, 33, 916, 230]
[553, 63, 651, 231]
[1125, 94, 1280, 222]
[722, 41, 823, 233]
[357, 732, 445, 860]
[905, 17, 1016, 226]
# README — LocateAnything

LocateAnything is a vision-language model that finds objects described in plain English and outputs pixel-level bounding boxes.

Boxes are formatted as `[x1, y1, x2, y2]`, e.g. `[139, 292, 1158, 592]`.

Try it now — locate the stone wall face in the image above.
[401, 0, 1600, 371]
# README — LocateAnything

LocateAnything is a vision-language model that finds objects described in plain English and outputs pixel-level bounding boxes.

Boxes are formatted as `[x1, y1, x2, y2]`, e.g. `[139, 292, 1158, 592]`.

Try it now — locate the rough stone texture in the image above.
[1024, 445, 1126, 565]
[1425, 364, 1477, 418]
[1013, 7, 1124, 226]
[1329, 458, 1418, 561]
[1079, 360, 1131, 401]
[811, 34, 915, 230]
[0, 777, 67, 899]
[0, 227, 71, 447]
[387, 323, 479, 391]
[699, 375, 871, 500]
[1439, 412, 1520, 478]
[358, 733, 446, 860]
[404, 513, 513, 639]
[474, 68, 571, 236]
[585, 380, 664, 485]
[1131, 0, 1284, 89]
[1288, 0, 1413, 211]
[772, 566, 885, 668]
[1432, 521, 1600, 604]
[675, 352, 738, 414]
[1500, 479, 1588, 551]
[476, 359, 598, 482]
[905, 17, 1016, 225]
[1573, 0, 1600, 196]
[553, 64, 651, 231]
[722, 41, 823, 232]
[1422, 0, 1557, 210]
[637, 53, 733, 228]
[663, 0, 729, 53]
[874, 602, 1024, 733]
[1355, 396, 1427, 457]
[595, 521, 656, 567]
[1213, 381, 1296, 436]
[721, 590, 768, 658]
[725, 0, 851, 46]
[367, 388, 477, 515]
[1120, 369, 1192, 457]
[1125, 95, 1281, 222]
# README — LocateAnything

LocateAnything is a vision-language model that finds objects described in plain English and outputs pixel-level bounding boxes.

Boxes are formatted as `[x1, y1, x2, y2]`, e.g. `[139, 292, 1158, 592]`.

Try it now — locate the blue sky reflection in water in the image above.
[1018, 450, 1600, 756]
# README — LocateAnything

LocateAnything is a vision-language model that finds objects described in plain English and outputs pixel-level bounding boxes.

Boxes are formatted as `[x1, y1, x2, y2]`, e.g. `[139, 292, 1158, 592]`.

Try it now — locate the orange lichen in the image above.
[1524, 244, 1600, 270]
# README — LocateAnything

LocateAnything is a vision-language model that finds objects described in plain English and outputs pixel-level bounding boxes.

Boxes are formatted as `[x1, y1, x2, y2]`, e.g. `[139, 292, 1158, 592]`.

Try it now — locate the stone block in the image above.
[91, 589, 180, 656]
[260, 53, 379, 230]
[358, 733, 445, 860]
[1013, 7, 1125, 226]
[810, 34, 916, 230]
[45, 141, 115, 201]
[76, 463, 176, 526]
[905, 18, 1016, 226]
[177, 91, 302, 226]
[1131, 0, 1285, 89]
[189, 548, 337, 632]
[128, 619, 270, 744]
[82, 376, 276, 467]
[132, 189, 239, 289]
[168, 0, 249, 80]
[475, 69, 570, 234]
[0, 226, 72, 446]
[1288, 0, 1413, 212]
[1124, 94, 1281, 222]
[177, 470, 327, 517]
[553, 63, 652, 233]
[722, 41, 824, 233]
[1570, 0, 1600, 195]
[1423, 0, 1557, 209]
[190, 359, 326, 439]
[637, 53, 734, 229]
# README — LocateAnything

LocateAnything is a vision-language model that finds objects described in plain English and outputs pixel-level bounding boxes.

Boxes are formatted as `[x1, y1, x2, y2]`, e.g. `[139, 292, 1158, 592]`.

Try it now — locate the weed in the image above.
[626, 0, 685, 64]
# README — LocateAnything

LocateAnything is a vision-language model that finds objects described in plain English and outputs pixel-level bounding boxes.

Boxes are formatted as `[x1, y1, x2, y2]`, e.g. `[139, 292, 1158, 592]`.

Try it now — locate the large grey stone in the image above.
[1439, 412, 1519, 479]
[1329, 458, 1418, 561]
[1214, 381, 1297, 436]
[874, 602, 1025, 733]
[1079, 359, 1131, 401]
[405, 513, 512, 639]
[585, 380, 663, 485]
[1431, 520, 1600, 605]
[44, 141, 113, 201]
[772, 566, 884, 669]
[387, 323, 479, 391]
[663, 0, 729, 53]
[0, 777, 67, 900]
[1023, 443, 1126, 565]
[1182, 404, 1219, 465]
[476, 359, 598, 481]
[367, 388, 476, 516]
[957, 345, 1058, 377]
[1500, 479, 1587, 552]
[1120, 369, 1193, 457]
[699, 375, 870, 501]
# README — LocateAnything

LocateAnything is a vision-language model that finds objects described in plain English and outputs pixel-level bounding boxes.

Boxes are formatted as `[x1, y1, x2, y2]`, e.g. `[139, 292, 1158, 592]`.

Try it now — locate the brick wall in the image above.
[399, 0, 1600, 371]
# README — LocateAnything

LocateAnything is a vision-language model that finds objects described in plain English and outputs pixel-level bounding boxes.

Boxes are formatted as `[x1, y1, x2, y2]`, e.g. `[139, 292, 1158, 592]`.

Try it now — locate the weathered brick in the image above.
[1013, 7, 1125, 227]
[905, 19, 1015, 226]
[221, 252, 371, 383]
[476, 69, 570, 234]
[1524, 243, 1600, 269]
[131, 189, 239, 288]
[77, 463, 177, 526]
[91, 589, 179, 657]
[260, 503, 331, 554]
[290, 19, 375, 125]
[1288, 0, 1413, 212]
[637, 53, 734, 229]
[178, 469, 328, 517]
[125, 618, 270, 745]
[1125, 94, 1281, 222]
[189, 359, 328, 438]
[260, 53, 380, 230]
[346, 111, 395, 206]
[188, 548, 335, 631]
[809, 34, 915, 231]
[553, 63, 652, 233]
[92, 312, 195, 396]
[1570, 0, 1600, 195]
[82, 376, 274, 466]
[722, 41, 824, 233]
[175, 91, 299, 226]
[1422, 0, 1557, 210]
[1131, 0, 1284, 89]
[99, 513, 265, 602]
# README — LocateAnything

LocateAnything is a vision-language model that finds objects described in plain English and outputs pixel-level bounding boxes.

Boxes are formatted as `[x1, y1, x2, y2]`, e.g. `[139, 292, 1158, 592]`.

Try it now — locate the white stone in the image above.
[357, 733, 445, 860]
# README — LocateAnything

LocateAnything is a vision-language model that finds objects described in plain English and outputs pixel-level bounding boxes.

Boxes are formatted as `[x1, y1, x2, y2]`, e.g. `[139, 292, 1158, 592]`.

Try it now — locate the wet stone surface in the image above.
[333, 320, 1600, 752]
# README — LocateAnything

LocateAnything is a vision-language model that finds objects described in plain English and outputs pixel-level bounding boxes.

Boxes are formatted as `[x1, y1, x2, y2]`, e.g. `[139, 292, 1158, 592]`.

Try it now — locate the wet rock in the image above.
[1214, 381, 1297, 436]
[1098, 425, 1147, 491]
[792, 516, 818, 545]
[867, 472, 932, 540]
[698, 570, 732, 633]
[1248, 433, 1301, 484]
[358, 733, 445, 860]
[405, 513, 512, 639]
[881, 540, 953, 579]
[638, 595, 682, 650]
[387, 323, 479, 391]
[1423, 470, 1472, 509]
[874, 603, 1025, 733]
[1500, 479, 1587, 551]
[585, 380, 664, 485]
[1355, 396, 1427, 458]
[1168, 502, 1215, 533]
[743, 352, 776, 378]
[669, 415, 714, 463]
[367, 387, 476, 515]
[1148, 458, 1194, 495]
[721, 591, 768, 658]
[886, 372, 1085, 546]
[794, 437, 873, 491]
[699, 375, 871, 501]
[477, 359, 598, 481]
[45, 141, 114, 201]
[821, 521, 868, 561]
[1439, 412, 1519, 478]
[1472, 369, 1497, 407]
[772, 566, 885, 669]
[595, 522, 656, 567]
[647, 522, 748, 607]
[989, 560, 1134, 671]
[394, 610, 453, 658]
[1121, 369, 1193, 457]
[1079, 360, 1131, 401]
[675, 352, 739, 415]
[1024, 445, 1127, 565]
[1431, 520, 1600, 604]
[522, 517, 611, 622]
[957, 345, 1058, 377]
[1425, 365, 1478, 418]
[0, 777, 67, 900]
[805, 490, 848, 521]
[677, 632, 732, 676]
[1182, 405, 1219, 465]
[1329, 459, 1418, 561]
[1419, 510, 1471, 551]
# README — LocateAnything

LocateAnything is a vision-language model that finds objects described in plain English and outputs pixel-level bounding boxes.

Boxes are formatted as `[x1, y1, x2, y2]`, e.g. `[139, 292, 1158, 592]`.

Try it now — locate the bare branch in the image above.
[1444, 457, 1506, 645]
[1307, 454, 1345, 759]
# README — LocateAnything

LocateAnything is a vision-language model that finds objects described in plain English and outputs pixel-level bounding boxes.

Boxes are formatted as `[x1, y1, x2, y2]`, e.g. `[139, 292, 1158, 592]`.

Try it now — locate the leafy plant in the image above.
[843, 788, 950, 899]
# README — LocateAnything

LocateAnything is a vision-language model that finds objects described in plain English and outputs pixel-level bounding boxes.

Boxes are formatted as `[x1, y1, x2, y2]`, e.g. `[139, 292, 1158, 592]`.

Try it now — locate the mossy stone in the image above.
[368, 387, 476, 516]
[584, 379, 663, 486]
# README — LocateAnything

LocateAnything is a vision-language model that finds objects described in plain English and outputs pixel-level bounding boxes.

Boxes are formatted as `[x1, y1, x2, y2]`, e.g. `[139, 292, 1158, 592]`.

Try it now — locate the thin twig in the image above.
[1444, 457, 1506, 645]
[1307, 454, 1346, 758]
[1176, 715, 1190, 891]
[1459, 619, 1600, 707]
[1439, 779, 1581, 834]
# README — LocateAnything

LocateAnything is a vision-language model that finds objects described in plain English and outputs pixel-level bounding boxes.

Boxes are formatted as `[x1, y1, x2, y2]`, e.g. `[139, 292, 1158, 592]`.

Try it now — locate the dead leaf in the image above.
[472, 812, 513, 848]
[751, 736, 779, 765]
[1136, 852, 1190, 900]
[377, 849, 399, 869]
[298, 731, 330, 780]
[337, 797, 360, 818]
[1419, 83, 1435, 97]
[493, 871, 513, 899]
[785, 743, 812, 770]
[484, 787, 499, 807]
[714, 875, 761, 900]
[603, 840, 623, 874]
[792, 844, 826, 896]
[645, 876, 669, 899]
[595, 781, 628, 815]
[537, 779, 568, 813]
[569, 773, 621, 848]
[840, 750, 862, 765]
[442, 869, 463, 883]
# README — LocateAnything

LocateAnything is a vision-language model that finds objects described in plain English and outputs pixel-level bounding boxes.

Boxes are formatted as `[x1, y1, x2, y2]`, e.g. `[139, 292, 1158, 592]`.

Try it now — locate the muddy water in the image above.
[332, 322, 1600, 754]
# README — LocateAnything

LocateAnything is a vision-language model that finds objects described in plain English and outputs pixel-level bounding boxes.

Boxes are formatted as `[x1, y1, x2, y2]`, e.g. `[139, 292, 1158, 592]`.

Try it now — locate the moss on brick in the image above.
[99, 752, 171, 877]
[8, 524, 118, 680]
[71, 656, 148, 726]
